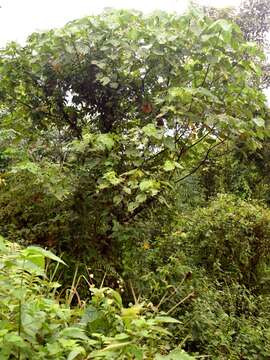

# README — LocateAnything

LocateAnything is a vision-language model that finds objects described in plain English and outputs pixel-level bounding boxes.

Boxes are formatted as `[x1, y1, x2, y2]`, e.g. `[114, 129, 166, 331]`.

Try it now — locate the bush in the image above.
[119, 199, 270, 359]
[181, 194, 270, 287]
[182, 281, 270, 359]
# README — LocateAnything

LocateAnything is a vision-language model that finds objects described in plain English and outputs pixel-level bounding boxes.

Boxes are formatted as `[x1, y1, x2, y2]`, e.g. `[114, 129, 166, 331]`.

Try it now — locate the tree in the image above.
[0, 8, 267, 259]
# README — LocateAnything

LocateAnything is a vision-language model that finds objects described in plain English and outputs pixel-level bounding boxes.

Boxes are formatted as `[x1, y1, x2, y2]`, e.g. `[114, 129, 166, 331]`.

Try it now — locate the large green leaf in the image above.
[21, 246, 66, 267]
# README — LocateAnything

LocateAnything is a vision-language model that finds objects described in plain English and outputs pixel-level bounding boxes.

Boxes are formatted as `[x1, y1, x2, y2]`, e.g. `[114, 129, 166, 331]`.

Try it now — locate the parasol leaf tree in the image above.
[0, 7, 268, 258]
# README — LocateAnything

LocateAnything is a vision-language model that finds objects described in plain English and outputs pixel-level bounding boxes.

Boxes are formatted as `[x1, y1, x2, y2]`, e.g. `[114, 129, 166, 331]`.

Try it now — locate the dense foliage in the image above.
[0, 3, 270, 359]
[0, 237, 191, 359]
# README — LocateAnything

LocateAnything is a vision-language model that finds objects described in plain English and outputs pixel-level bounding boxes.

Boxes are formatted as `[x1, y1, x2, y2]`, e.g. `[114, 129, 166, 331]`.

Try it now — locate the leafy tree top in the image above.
[0, 7, 268, 218]
[0, 8, 267, 134]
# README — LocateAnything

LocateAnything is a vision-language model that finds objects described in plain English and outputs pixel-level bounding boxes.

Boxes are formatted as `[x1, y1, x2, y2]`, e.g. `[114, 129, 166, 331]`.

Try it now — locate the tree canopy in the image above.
[0, 8, 268, 254]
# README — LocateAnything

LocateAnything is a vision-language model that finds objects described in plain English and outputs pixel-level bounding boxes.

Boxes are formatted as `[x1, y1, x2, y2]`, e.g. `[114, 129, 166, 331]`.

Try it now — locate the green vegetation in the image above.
[0, 237, 190, 359]
[0, 1, 270, 358]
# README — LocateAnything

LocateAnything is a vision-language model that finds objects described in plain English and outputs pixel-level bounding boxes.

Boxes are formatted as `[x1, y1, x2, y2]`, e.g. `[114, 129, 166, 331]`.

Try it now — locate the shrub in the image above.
[181, 194, 270, 287]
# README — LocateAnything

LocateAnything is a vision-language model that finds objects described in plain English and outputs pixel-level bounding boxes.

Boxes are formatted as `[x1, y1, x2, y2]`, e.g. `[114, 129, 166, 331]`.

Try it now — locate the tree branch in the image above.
[175, 139, 225, 183]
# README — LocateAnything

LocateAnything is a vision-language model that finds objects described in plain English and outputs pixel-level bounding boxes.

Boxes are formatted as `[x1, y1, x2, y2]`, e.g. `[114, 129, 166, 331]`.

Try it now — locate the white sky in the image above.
[0, 0, 241, 46]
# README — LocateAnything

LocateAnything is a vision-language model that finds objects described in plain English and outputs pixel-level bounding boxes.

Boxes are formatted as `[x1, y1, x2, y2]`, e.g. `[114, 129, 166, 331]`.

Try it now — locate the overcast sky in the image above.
[0, 0, 241, 46]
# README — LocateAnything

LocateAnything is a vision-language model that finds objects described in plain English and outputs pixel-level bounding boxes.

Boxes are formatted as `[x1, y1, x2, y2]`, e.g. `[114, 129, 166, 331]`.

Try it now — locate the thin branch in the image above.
[175, 139, 225, 183]
[201, 30, 221, 88]
[166, 291, 195, 315]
